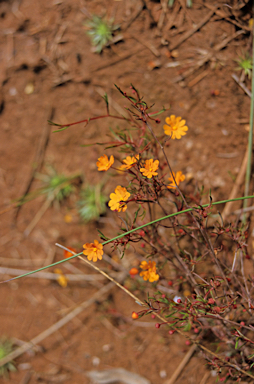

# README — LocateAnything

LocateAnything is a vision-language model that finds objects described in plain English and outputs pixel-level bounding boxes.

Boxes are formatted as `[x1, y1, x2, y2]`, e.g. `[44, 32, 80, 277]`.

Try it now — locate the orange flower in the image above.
[139, 260, 159, 283]
[83, 240, 103, 262]
[140, 159, 159, 179]
[54, 268, 68, 287]
[64, 247, 76, 258]
[96, 154, 114, 171]
[167, 171, 185, 189]
[108, 185, 130, 212]
[163, 115, 188, 139]
[119, 155, 139, 171]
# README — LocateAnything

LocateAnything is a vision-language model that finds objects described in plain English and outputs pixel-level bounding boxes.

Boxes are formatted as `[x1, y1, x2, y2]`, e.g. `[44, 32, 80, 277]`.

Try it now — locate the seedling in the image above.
[77, 184, 107, 222]
[36, 166, 78, 203]
[235, 51, 252, 80]
[85, 15, 119, 53]
[168, 0, 192, 7]
[0, 338, 16, 377]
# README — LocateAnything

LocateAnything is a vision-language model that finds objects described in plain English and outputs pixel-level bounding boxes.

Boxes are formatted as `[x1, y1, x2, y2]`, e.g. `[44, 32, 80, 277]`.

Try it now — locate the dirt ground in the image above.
[0, 0, 253, 383]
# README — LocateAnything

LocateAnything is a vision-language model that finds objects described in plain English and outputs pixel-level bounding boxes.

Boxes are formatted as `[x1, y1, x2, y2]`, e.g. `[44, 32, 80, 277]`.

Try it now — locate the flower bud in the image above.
[129, 268, 139, 276]
[131, 311, 139, 320]
[155, 323, 160, 329]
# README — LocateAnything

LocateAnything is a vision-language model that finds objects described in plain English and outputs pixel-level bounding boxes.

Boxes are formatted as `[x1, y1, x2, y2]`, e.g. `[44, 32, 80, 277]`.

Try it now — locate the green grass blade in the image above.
[1, 195, 253, 284]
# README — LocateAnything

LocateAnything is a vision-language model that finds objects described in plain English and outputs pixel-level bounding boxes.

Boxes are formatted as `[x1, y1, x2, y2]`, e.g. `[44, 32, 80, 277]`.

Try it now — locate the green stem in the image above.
[243, 5, 254, 220]
[1, 195, 253, 283]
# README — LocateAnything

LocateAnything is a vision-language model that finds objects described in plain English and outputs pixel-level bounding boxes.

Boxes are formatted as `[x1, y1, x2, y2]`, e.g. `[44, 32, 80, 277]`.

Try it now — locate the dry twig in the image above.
[169, 7, 218, 51]
[232, 74, 252, 98]
[0, 281, 115, 368]
[164, 344, 197, 384]
[221, 146, 248, 220]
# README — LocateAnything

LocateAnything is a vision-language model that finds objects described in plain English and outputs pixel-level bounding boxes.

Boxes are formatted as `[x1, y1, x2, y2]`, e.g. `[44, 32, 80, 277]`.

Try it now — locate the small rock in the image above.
[18, 363, 32, 370]
[159, 370, 167, 378]
[24, 82, 34, 95]
[92, 356, 100, 366]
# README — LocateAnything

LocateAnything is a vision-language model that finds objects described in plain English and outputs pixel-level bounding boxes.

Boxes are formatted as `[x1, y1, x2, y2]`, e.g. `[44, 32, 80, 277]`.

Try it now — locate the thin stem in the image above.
[243, 5, 254, 219]
[0, 195, 253, 284]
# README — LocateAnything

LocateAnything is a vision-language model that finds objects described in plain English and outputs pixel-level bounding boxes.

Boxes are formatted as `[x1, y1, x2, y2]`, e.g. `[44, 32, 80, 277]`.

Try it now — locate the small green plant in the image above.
[168, 0, 192, 7]
[36, 166, 78, 203]
[77, 184, 107, 222]
[235, 51, 252, 79]
[0, 338, 16, 377]
[85, 15, 119, 53]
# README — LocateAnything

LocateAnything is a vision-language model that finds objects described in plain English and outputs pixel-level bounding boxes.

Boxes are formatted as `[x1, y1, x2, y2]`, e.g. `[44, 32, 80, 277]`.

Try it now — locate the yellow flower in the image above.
[167, 171, 185, 189]
[54, 268, 68, 287]
[108, 185, 130, 212]
[83, 239, 104, 262]
[140, 159, 159, 179]
[96, 154, 114, 171]
[139, 260, 159, 283]
[163, 115, 188, 139]
[119, 155, 139, 171]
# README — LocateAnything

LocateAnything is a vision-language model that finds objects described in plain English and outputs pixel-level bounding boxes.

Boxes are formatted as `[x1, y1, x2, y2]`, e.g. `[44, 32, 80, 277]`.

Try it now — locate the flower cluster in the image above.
[139, 260, 159, 283]
[108, 185, 130, 212]
[83, 240, 104, 262]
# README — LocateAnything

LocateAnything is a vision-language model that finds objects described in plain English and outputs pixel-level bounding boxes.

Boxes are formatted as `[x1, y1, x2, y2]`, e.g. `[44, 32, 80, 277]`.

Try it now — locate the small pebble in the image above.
[102, 344, 111, 352]
[92, 356, 100, 366]
[9, 87, 17, 96]
[221, 129, 228, 136]
[24, 83, 34, 95]
[18, 363, 32, 370]
[159, 370, 167, 378]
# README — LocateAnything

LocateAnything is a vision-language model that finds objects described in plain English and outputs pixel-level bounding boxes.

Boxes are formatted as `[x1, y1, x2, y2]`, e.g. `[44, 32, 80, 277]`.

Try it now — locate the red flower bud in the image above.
[168, 281, 173, 286]
[168, 330, 175, 335]
[129, 267, 139, 276]
[131, 312, 139, 320]
[240, 321, 245, 326]
[155, 323, 160, 329]
[185, 340, 191, 346]
[208, 298, 215, 305]
[151, 314, 156, 319]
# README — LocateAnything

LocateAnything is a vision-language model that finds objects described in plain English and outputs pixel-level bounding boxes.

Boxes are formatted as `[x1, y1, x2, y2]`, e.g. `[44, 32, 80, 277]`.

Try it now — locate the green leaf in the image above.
[97, 229, 109, 241]
[48, 120, 61, 126]
[103, 93, 109, 106]
[53, 126, 69, 133]
[133, 206, 141, 225]
[184, 322, 192, 332]
[149, 107, 167, 117]
[81, 142, 105, 147]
